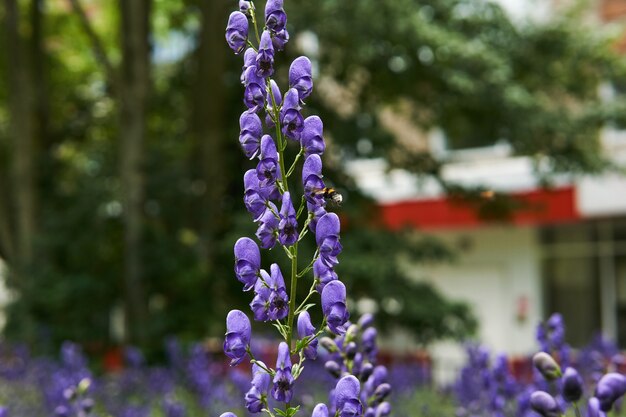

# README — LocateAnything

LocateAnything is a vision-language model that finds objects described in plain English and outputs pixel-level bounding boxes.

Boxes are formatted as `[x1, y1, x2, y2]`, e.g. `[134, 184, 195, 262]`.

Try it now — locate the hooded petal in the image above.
[301, 116, 325, 156]
[225, 12, 248, 54]
[312, 404, 329, 417]
[335, 375, 360, 410]
[289, 56, 313, 100]
[226, 309, 251, 342]
[321, 280, 346, 316]
[316, 213, 341, 245]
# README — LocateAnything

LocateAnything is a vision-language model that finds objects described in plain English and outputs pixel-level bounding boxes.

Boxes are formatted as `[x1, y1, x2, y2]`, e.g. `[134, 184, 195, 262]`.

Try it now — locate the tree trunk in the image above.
[192, 0, 229, 271]
[119, 0, 151, 346]
[4, 0, 39, 342]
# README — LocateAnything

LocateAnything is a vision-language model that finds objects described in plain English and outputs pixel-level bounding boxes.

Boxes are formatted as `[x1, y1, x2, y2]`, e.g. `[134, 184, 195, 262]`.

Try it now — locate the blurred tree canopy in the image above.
[0, 0, 624, 355]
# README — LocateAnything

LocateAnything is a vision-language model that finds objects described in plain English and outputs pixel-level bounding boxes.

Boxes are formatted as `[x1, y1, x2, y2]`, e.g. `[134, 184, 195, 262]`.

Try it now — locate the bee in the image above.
[311, 187, 343, 205]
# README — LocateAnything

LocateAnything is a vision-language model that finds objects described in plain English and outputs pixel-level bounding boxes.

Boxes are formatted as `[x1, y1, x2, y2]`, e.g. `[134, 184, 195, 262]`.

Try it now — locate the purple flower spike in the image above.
[595, 373, 626, 412]
[561, 367, 583, 403]
[297, 311, 318, 360]
[316, 213, 342, 267]
[335, 375, 363, 417]
[225, 12, 248, 54]
[245, 362, 271, 413]
[301, 116, 325, 156]
[529, 391, 561, 417]
[256, 31, 275, 77]
[322, 280, 349, 334]
[272, 28, 290, 51]
[265, 0, 287, 33]
[279, 192, 299, 245]
[312, 404, 329, 417]
[272, 342, 294, 403]
[289, 56, 313, 101]
[223, 310, 251, 366]
[280, 88, 304, 141]
[255, 203, 279, 249]
[257, 135, 281, 183]
[234, 237, 261, 291]
[239, 112, 263, 159]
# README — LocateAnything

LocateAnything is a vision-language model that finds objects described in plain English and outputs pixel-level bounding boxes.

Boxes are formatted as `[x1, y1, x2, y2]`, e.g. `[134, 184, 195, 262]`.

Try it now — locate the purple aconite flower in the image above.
[241, 48, 257, 82]
[529, 391, 560, 417]
[322, 280, 349, 334]
[335, 375, 363, 417]
[532, 352, 561, 381]
[267, 263, 289, 320]
[265, 80, 282, 127]
[243, 67, 266, 112]
[265, 0, 287, 33]
[244, 169, 270, 219]
[250, 276, 272, 321]
[297, 311, 318, 360]
[301, 116, 325, 156]
[257, 135, 281, 184]
[239, 0, 251, 14]
[289, 56, 313, 101]
[302, 154, 325, 206]
[223, 309, 251, 366]
[561, 367, 583, 402]
[234, 237, 261, 291]
[239, 112, 262, 159]
[280, 88, 304, 141]
[316, 213, 342, 267]
[595, 372, 626, 412]
[245, 362, 271, 413]
[256, 31, 275, 77]
[314, 256, 337, 292]
[375, 402, 391, 417]
[225, 12, 248, 54]
[279, 192, 299, 245]
[255, 204, 279, 249]
[272, 28, 290, 51]
[312, 404, 329, 417]
[272, 342, 294, 403]
[587, 397, 604, 417]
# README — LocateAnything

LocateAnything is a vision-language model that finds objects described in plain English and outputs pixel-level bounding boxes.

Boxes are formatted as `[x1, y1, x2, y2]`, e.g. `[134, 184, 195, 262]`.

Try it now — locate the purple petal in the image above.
[270, 263, 286, 289]
[301, 116, 325, 156]
[321, 280, 346, 316]
[316, 213, 341, 246]
[335, 375, 360, 409]
[260, 135, 278, 160]
[302, 155, 323, 184]
[297, 311, 315, 338]
[289, 56, 313, 100]
[226, 310, 251, 342]
[225, 12, 248, 54]
[312, 404, 329, 417]
[276, 341, 291, 369]
[234, 237, 260, 267]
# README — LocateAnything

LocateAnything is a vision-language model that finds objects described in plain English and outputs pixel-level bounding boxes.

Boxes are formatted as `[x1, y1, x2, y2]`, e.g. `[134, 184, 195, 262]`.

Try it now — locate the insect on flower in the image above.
[312, 187, 343, 205]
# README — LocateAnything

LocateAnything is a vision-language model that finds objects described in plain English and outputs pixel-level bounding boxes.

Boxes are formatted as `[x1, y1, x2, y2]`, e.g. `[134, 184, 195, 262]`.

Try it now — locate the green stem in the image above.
[294, 278, 319, 315]
[286, 148, 305, 178]
[573, 403, 581, 417]
[286, 244, 298, 350]
[249, 2, 261, 45]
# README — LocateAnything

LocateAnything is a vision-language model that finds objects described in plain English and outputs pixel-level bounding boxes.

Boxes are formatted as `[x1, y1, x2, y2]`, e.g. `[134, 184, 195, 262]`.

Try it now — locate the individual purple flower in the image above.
[241, 48, 258, 82]
[375, 402, 391, 417]
[255, 204, 279, 249]
[257, 135, 281, 184]
[289, 56, 313, 101]
[308, 203, 327, 234]
[561, 367, 583, 403]
[358, 314, 374, 329]
[312, 404, 329, 417]
[256, 31, 275, 77]
[272, 342, 294, 403]
[239, 0, 251, 14]
[297, 311, 318, 360]
[301, 116, 325, 156]
[362, 327, 378, 358]
[335, 375, 362, 417]
[265, 80, 282, 128]
[280, 88, 304, 141]
[595, 373, 626, 412]
[316, 213, 342, 267]
[587, 397, 604, 417]
[250, 277, 272, 321]
[239, 111, 263, 159]
[243, 67, 266, 112]
[234, 237, 261, 291]
[245, 362, 271, 413]
[302, 154, 325, 206]
[322, 280, 349, 334]
[265, 0, 287, 33]
[314, 257, 337, 292]
[225, 12, 248, 54]
[223, 310, 251, 366]
[279, 192, 299, 245]
[267, 263, 289, 320]
[244, 170, 268, 219]
[529, 391, 560, 417]
[272, 28, 290, 51]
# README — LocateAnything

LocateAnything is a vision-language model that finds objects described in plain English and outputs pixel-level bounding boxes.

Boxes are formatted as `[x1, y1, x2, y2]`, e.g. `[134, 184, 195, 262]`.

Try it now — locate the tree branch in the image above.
[67, 0, 117, 93]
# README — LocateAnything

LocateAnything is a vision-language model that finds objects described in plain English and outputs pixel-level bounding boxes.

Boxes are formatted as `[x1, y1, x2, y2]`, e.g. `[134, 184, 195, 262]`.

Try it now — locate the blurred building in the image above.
[347, 0, 626, 383]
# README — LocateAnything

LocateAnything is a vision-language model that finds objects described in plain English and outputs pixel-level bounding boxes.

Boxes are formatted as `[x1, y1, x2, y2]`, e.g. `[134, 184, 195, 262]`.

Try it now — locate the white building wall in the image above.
[402, 226, 543, 383]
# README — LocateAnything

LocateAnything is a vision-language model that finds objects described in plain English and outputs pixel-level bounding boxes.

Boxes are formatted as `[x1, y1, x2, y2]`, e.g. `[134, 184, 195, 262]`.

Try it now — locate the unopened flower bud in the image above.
[375, 402, 391, 417]
[533, 352, 562, 381]
[325, 360, 342, 378]
[320, 337, 338, 353]
[561, 367, 583, 402]
[345, 342, 357, 359]
[358, 314, 374, 329]
[344, 324, 359, 342]
[360, 363, 374, 381]
[374, 383, 392, 402]
[530, 391, 561, 417]
[77, 377, 91, 394]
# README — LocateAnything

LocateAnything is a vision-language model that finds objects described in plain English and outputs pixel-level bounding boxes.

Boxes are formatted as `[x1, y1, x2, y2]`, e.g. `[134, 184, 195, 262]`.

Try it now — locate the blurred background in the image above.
[2, 0, 626, 388]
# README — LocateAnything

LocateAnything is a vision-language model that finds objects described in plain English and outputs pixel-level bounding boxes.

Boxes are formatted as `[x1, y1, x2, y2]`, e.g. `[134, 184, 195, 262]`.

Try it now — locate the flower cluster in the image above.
[222, 1, 382, 417]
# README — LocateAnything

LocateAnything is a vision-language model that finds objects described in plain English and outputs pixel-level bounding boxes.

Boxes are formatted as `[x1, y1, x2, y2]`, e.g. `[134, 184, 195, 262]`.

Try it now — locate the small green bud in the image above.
[533, 352, 562, 381]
